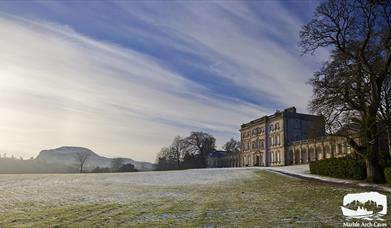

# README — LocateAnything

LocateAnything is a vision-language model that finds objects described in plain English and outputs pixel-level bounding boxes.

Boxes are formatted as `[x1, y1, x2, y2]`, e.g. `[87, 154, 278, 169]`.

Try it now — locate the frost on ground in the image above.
[0, 168, 255, 211]
[1, 168, 387, 226]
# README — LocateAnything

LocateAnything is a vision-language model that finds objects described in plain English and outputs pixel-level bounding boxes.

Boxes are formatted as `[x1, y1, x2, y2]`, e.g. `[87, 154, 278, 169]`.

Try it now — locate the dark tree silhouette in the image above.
[300, 0, 391, 182]
[223, 138, 240, 154]
[156, 147, 177, 170]
[171, 136, 185, 169]
[118, 163, 136, 172]
[183, 131, 216, 168]
[75, 151, 90, 173]
[111, 158, 125, 172]
[155, 132, 216, 170]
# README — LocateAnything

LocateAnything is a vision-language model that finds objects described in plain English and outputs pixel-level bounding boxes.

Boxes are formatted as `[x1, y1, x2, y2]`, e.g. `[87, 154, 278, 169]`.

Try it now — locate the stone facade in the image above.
[207, 150, 240, 168]
[207, 106, 360, 167]
[239, 107, 326, 167]
[287, 135, 357, 165]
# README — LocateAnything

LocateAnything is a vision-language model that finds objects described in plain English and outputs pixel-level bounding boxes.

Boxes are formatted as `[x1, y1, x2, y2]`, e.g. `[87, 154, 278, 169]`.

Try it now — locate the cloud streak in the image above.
[0, 1, 325, 161]
[0, 14, 262, 161]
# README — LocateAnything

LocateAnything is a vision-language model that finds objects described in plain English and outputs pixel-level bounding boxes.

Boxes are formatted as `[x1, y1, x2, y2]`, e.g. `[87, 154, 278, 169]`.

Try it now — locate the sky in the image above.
[0, 0, 327, 162]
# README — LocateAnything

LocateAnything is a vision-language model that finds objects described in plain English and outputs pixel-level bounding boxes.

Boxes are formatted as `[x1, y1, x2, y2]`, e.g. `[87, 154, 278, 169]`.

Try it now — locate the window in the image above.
[269, 124, 274, 132]
[275, 122, 280, 130]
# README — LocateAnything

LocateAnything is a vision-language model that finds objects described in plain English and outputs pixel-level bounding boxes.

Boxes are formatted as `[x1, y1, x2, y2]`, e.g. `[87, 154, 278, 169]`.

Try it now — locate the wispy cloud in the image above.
[0, 14, 262, 161]
[0, 1, 325, 161]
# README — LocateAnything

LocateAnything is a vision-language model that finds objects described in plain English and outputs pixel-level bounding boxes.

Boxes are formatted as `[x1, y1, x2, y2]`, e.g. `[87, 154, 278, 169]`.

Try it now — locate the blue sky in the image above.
[0, 0, 326, 162]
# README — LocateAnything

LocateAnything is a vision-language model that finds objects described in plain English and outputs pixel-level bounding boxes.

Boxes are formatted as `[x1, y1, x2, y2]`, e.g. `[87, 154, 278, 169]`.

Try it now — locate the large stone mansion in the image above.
[207, 107, 356, 167]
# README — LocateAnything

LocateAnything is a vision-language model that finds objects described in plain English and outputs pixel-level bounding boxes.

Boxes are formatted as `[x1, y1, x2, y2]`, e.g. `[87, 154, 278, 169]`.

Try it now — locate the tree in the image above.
[75, 151, 90, 173]
[183, 131, 216, 168]
[181, 152, 203, 169]
[111, 158, 125, 172]
[156, 146, 176, 170]
[170, 136, 185, 169]
[118, 163, 136, 172]
[223, 138, 240, 154]
[91, 167, 111, 173]
[379, 74, 391, 156]
[300, 0, 391, 182]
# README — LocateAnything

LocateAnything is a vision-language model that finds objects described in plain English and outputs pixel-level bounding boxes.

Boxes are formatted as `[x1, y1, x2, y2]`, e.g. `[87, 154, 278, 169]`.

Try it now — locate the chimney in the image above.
[284, 106, 296, 113]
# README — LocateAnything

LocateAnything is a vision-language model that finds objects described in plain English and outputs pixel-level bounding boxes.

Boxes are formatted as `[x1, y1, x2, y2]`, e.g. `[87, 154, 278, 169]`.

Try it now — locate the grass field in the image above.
[0, 168, 389, 227]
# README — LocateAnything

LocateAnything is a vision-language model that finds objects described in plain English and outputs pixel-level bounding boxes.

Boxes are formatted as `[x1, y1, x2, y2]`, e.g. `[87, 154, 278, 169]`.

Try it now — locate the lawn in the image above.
[0, 169, 389, 227]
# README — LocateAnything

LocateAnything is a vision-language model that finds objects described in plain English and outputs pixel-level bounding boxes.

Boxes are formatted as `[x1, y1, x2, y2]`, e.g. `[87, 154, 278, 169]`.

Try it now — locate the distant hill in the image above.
[36, 146, 155, 171]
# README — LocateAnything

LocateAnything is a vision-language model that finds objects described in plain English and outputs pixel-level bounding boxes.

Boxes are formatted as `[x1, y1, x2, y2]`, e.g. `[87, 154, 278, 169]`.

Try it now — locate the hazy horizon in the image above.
[0, 1, 327, 162]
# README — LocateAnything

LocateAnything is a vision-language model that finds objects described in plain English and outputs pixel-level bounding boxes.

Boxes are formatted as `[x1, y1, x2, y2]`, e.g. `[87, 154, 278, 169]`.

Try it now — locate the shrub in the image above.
[117, 163, 137, 172]
[309, 157, 366, 180]
[91, 167, 111, 173]
[384, 167, 391, 185]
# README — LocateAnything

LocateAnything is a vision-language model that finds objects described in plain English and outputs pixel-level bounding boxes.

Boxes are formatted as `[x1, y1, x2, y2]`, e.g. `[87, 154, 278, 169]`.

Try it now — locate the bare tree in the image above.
[156, 146, 176, 170]
[183, 131, 216, 168]
[75, 151, 90, 173]
[170, 136, 185, 169]
[155, 132, 216, 170]
[379, 74, 391, 156]
[300, 0, 391, 182]
[111, 158, 125, 172]
[223, 138, 240, 154]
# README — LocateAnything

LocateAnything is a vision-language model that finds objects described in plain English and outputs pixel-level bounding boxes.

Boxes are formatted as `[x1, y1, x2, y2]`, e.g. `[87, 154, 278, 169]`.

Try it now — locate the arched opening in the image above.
[301, 148, 308, 163]
[316, 147, 323, 160]
[309, 147, 315, 161]
[324, 146, 331, 158]
[295, 149, 301, 164]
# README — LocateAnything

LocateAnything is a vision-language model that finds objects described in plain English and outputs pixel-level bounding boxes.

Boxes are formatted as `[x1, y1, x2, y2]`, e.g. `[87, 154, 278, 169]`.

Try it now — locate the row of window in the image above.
[241, 151, 281, 165]
[269, 135, 281, 147]
[242, 122, 281, 138]
[243, 135, 282, 151]
[252, 140, 264, 150]
[271, 150, 281, 163]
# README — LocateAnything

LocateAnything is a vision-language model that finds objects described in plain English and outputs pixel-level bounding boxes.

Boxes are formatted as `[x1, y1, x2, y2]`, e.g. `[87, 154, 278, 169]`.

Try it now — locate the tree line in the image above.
[91, 158, 137, 173]
[155, 131, 240, 170]
[74, 151, 137, 173]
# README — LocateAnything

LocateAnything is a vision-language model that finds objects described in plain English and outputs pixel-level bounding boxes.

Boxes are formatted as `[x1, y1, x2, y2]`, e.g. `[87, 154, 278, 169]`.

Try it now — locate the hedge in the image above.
[309, 157, 366, 180]
[384, 167, 391, 185]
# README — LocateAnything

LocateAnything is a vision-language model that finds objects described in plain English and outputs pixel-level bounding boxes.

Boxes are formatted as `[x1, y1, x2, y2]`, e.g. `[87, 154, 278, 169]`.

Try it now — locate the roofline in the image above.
[240, 107, 324, 130]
